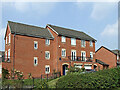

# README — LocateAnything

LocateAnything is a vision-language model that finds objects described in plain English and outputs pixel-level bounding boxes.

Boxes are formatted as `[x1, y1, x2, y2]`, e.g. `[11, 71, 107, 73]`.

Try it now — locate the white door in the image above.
[71, 50, 76, 61]
[84, 65, 92, 69]
[81, 51, 86, 61]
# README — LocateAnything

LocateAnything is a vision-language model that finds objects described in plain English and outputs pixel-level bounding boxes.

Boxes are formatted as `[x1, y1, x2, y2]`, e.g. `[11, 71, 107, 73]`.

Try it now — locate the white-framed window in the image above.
[81, 51, 86, 61]
[61, 36, 66, 42]
[45, 51, 50, 59]
[62, 49, 66, 57]
[8, 49, 10, 62]
[90, 41, 93, 47]
[6, 37, 7, 45]
[34, 41, 38, 49]
[5, 51, 7, 59]
[45, 39, 50, 45]
[90, 52, 93, 59]
[34, 57, 38, 66]
[71, 38, 76, 45]
[45, 65, 50, 74]
[8, 33, 11, 44]
[81, 40, 86, 47]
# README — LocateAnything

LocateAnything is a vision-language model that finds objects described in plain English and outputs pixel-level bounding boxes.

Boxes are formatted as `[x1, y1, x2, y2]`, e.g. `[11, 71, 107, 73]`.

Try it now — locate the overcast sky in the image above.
[0, 1, 118, 51]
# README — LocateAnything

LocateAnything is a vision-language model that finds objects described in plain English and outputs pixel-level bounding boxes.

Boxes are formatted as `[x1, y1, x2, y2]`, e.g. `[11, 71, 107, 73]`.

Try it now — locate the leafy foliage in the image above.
[56, 67, 120, 88]
[67, 66, 85, 74]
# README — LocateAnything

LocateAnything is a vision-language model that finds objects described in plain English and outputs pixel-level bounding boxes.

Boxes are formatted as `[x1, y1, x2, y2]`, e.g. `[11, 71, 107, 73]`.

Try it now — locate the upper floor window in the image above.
[6, 37, 7, 45]
[8, 34, 11, 44]
[34, 57, 38, 66]
[71, 38, 76, 45]
[45, 51, 50, 59]
[8, 49, 10, 62]
[90, 52, 93, 59]
[34, 41, 38, 49]
[61, 36, 66, 43]
[81, 40, 85, 47]
[62, 49, 66, 57]
[90, 41, 93, 47]
[45, 65, 50, 74]
[46, 39, 50, 45]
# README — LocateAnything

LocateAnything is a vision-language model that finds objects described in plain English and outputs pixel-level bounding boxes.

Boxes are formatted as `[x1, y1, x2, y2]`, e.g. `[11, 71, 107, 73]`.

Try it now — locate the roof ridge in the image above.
[47, 24, 83, 33]
[8, 21, 45, 29]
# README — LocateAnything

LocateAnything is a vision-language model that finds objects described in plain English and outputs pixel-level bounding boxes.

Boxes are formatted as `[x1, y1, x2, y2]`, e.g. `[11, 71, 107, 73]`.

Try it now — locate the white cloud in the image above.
[91, 3, 116, 20]
[0, 28, 6, 51]
[7, 2, 57, 15]
[101, 21, 118, 37]
[13, 2, 29, 12]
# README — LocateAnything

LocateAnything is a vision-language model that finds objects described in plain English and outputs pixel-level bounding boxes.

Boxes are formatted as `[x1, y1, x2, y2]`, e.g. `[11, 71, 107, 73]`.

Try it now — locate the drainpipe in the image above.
[13, 33, 16, 79]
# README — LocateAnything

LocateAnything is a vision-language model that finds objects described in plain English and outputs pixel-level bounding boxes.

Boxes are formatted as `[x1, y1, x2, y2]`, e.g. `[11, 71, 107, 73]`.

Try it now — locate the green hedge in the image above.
[56, 67, 120, 88]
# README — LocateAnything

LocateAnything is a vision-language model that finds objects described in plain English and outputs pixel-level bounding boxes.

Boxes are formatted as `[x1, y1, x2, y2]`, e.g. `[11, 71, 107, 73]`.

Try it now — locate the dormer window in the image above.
[61, 36, 66, 43]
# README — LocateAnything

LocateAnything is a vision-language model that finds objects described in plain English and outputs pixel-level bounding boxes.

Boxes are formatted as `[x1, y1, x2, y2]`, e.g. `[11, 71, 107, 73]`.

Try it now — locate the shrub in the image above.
[67, 66, 85, 74]
[56, 67, 120, 88]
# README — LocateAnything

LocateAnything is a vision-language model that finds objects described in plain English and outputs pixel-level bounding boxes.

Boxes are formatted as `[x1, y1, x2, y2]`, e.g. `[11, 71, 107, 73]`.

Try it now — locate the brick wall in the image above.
[95, 47, 117, 68]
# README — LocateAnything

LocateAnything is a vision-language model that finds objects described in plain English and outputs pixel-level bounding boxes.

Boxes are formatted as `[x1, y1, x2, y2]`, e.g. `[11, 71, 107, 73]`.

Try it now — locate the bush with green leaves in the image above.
[67, 66, 85, 74]
[56, 67, 120, 88]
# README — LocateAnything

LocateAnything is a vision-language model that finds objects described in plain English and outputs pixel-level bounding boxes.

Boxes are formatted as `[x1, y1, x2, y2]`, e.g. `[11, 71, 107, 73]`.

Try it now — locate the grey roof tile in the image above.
[8, 21, 54, 39]
[47, 24, 96, 41]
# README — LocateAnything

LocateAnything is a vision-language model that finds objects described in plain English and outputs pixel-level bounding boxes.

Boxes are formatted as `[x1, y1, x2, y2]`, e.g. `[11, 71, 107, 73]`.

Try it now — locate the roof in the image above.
[96, 46, 117, 55]
[47, 24, 96, 41]
[7, 21, 54, 39]
[96, 59, 109, 66]
[112, 50, 120, 55]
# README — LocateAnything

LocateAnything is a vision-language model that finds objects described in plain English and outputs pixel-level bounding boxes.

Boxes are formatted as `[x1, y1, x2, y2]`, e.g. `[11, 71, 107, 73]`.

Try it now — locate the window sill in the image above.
[45, 58, 50, 60]
[45, 72, 50, 74]
[81, 46, 85, 48]
[71, 45, 76, 46]
[34, 65, 38, 66]
[46, 44, 50, 46]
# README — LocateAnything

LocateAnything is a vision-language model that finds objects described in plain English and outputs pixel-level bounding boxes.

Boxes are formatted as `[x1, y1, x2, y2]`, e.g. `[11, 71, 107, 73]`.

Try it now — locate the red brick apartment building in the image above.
[2, 21, 114, 78]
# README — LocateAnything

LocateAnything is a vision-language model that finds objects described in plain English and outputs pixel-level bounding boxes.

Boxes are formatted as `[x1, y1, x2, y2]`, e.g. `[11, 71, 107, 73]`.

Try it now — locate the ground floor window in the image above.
[45, 65, 50, 74]
[34, 57, 38, 66]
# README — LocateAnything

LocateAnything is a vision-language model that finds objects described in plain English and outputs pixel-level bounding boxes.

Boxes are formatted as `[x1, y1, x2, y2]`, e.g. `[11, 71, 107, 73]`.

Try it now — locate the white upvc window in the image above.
[90, 41, 93, 47]
[34, 57, 38, 66]
[34, 41, 38, 49]
[6, 37, 7, 45]
[45, 51, 50, 59]
[71, 38, 76, 45]
[8, 49, 10, 62]
[90, 52, 93, 59]
[62, 49, 66, 57]
[45, 65, 50, 74]
[81, 40, 86, 47]
[117, 55, 119, 60]
[5, 51, 7, 60]
[45, 39, 50, 45]
[8, 33, 11, 44]
[81, 51, 86, 61]
[61, 36, 66, 42]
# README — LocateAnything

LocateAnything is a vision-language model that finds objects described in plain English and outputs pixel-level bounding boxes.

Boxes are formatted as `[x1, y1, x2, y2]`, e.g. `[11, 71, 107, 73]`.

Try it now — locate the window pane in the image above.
[71, 38, 76, 45]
